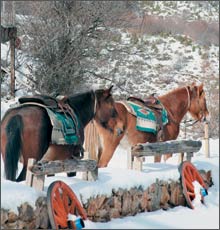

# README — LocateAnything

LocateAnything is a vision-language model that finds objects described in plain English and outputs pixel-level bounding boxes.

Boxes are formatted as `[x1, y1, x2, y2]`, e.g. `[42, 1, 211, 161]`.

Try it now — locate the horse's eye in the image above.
[200, 90, 204, 96]
[111, 109, 117, 118]
[100, 121, 107, 129]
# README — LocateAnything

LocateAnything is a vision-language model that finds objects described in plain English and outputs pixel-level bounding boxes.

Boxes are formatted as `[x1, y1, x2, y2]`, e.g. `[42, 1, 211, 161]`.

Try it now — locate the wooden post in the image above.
[132, 156, 143, 171]
[127, 149, 133, 170]
[186, 152, 193, 162]
[82, 151, 98, 181]
[2, 1, 15, 25]
[10, 37, 15, 97]
[131, 140, 202, 170]
[178, 120, 187, 163]
[2, 1, 16, 97]
[26, 158, 45, 191]
[204, 122, 210, 158]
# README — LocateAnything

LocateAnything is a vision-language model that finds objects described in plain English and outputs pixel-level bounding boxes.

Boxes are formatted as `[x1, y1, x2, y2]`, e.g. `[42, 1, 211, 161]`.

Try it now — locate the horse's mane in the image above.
[68, 90, 93, 104]
[67, 90, 94, 126]
[159, 86, 186, 100]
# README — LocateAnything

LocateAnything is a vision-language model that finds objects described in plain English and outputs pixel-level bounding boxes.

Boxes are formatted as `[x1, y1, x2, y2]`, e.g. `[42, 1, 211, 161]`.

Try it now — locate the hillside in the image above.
[1, 1, 219, 138]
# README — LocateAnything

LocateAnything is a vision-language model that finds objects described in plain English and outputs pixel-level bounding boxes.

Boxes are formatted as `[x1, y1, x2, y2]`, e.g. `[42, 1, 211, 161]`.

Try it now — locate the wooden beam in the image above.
[131, 140, 202, 157]
[26, 158, 45, 191]
[82, 151, 98, 181]
[1, 25, 17, 43]
[10, 37, 15, 97]
[29, 158, 97, 176]
[204, 122, 210, 158]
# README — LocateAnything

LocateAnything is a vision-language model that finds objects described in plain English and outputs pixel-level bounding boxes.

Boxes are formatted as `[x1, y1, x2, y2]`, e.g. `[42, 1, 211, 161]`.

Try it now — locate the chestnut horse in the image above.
[91, 83, 209, 167]
[1, 86, 118, 181]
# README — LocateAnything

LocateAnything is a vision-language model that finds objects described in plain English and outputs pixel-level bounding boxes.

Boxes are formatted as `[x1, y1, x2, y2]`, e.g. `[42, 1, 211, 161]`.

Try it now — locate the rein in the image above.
[181, 119, 200, 127]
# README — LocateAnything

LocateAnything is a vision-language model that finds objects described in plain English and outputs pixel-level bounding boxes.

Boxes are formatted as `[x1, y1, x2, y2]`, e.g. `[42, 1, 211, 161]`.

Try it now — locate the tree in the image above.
[20, 0, 136, 95]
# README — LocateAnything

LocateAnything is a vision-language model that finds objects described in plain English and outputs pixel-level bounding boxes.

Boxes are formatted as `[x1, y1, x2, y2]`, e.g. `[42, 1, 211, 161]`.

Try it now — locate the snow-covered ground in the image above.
[1, 2, 219, 228]
[1, 95, 219, 228]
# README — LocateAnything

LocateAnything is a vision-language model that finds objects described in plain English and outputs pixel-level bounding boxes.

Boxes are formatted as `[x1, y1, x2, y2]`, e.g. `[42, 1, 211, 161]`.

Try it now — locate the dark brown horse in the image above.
[90, 83, 209, 167]
[1, 86, 118, 181]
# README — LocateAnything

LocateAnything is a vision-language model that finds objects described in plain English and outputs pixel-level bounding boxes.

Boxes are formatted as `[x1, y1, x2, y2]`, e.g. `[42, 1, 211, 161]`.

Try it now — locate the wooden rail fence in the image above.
[26, 155, 98, 191]
[128, 140, 202, 171]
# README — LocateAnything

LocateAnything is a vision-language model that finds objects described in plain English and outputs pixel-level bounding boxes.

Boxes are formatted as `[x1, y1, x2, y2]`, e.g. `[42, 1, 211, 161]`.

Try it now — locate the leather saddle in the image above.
[18, 94, 68, 109]
[127, 94, 163, 110]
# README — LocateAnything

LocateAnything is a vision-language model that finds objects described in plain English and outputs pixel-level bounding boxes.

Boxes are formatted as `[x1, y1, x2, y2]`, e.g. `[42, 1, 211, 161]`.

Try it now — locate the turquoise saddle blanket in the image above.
[46, 108, 80, 145]
[127, 101, 168, 134]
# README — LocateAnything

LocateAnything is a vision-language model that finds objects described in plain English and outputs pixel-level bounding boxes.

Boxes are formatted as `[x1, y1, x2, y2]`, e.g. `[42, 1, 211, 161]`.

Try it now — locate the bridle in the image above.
[93, 90, 97, 117]
[167, 86, 197, 126]
[181, 86, 205, 126]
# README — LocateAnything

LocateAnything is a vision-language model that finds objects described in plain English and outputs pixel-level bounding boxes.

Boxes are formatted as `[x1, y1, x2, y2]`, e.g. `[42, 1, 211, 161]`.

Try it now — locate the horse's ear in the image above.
[104, 85, 114, 97]
[188, 83, 197, 97]
[189, 82, 196, 90]
[108, 85, 114, 93]
[198, 83, 204, 93]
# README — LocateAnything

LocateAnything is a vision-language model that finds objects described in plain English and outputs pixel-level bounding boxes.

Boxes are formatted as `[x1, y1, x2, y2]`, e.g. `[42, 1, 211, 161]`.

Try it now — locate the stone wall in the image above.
[1, 170, 212, 229]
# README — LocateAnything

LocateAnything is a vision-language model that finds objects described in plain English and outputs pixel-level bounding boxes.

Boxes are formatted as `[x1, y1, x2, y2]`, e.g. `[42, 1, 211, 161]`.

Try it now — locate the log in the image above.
[131, 140, 202, 157]
[29, 159, 97, 176]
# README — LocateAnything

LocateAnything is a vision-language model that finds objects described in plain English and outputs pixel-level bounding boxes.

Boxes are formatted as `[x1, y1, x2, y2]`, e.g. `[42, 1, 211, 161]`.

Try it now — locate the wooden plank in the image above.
[29, 159, 97, 176]
[87, 166, 98, 181]
[132, 156, 143, 171]
[82, 151, 98, 181]
[186, 152, 193, 162]
[131, 140, 202, 157]
[26, 158, 45, 191]
[26, 158, 36, 187]
[204, 122, 210, 158]
[10, 37, 15, 97]
[1, 25, 17, 43]
[127, 149, 133, 170]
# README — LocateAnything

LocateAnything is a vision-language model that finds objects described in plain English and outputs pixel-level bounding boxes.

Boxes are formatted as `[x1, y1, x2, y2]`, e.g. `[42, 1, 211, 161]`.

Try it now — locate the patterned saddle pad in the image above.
[46, 108, 80, 145]
[119, 100, 168, 134]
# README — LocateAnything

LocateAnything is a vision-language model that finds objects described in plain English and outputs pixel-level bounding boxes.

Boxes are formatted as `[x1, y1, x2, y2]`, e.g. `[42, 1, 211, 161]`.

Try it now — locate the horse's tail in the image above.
[5, 114, 23, 181]
[84, 121, 102, 161]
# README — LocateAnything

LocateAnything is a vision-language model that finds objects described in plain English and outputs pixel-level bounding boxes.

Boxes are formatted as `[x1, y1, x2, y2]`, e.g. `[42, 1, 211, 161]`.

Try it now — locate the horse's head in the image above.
[187, 83, 209, 122]
[94, 86, 122, 135]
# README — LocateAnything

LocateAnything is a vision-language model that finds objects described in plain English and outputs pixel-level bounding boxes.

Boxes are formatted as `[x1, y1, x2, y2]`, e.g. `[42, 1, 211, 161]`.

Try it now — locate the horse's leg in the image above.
[163, 153, 173, 162]
[40, 145, 73, 162]
[40, 144, 77, 177]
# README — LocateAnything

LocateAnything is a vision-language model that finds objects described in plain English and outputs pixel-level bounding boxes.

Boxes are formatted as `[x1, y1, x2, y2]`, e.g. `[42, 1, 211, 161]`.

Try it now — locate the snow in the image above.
[1, 2, 219, 227]
[1, 95, 219, 228]
[1, 143, 219, 228]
